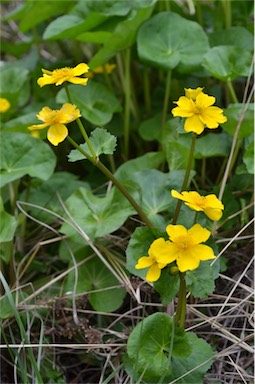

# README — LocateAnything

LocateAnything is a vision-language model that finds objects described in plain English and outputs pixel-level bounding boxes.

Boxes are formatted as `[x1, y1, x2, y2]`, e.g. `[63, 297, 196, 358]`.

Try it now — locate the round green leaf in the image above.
[209, 26, 254, 51]
[202, 46, 252, 81]
[0, 132, 56, 188]
[137, 12, 209, 70]
[65, 257, 126, 312]
[126, 313, 192, 381]
[56, 82, 122, 126]
[243, 138, 254, 174]
[126, 313, 214, 382]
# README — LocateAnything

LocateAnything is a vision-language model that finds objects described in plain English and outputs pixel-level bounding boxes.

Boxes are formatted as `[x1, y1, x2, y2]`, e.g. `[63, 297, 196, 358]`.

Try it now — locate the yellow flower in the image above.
[28, 103, 81, 146]
[135, 238, 175, 282]
[0, 98, 11, 113]
[30, 131, 40, 139]
[37, 63, 89, 87]
[171, 190, 224, 221]
[171, 88, 227, 135]
[184, 87, 203, 100]
[165, 224, 215, 272]
[86, 63, 116, 79]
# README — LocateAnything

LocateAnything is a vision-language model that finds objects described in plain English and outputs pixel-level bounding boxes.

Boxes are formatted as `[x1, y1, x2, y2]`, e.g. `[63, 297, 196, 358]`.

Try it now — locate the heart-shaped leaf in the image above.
[0, 132, 56, 188]
[137, 12, 209, 71]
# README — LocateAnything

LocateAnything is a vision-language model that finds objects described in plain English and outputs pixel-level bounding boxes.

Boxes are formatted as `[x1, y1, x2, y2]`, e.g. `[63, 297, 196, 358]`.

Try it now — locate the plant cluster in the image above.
[0, 0, 254, 383]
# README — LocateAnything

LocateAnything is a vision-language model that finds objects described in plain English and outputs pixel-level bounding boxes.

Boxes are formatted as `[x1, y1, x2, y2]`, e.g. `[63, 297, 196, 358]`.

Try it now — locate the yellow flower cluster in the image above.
[136, 224, 215, 282]
[136, 188, 224, 282]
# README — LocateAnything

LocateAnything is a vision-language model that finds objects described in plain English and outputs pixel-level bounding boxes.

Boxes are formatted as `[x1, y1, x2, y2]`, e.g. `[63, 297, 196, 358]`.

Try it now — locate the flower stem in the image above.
[64, 85, 97, 159]
[124, 48, 131, 159]
[144, 66, 151, 117]
[172, 133, 197, 224]
[161, 69, 172, 133]
[67, 137, 154, 229]
[227, 80, 238, 103]
[174, 272, 186, 329]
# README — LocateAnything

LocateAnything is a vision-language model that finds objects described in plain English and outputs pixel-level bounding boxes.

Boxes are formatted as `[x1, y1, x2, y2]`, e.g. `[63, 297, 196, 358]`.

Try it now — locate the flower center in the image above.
[194, 195, 206, 207]
[53, 67, 74, 79]
[176, 236, 192, 251]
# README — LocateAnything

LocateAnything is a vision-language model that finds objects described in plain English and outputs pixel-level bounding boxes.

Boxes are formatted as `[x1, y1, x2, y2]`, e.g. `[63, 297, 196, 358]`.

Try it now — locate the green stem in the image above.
[67, 137, 154, 229]
[227, 80, 238, 103]
[222, 0, 232, 28]
[124, 49, 131, 159]
[172, 133, 197, 224]
[174, 272, 186, 329]
[64, 85, 97, 159]
[161, 69, 172, 133]
[144, 66, 151, 117]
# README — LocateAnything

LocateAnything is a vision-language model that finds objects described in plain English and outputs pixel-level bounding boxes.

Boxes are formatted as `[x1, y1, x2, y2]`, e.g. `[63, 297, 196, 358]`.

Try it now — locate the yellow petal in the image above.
[205, 194, 224, 210]
[68, 77, 89, 86]
[204, 207, 223, 221]
[41, 68, 53, 75]
[184, 87, 203, 100]
[37, 106, 54, 122]
[0, 98, 11, 113]
[157, 243, 178, 264]
[193, 244, 216, 260]
[196, 92, 215, 109]
[47, 123, 68, 146]
[200, 106, 227, 128]
[184, 115, 205, 134]
[176, 252, 200, 272]
[37, 75, 57, 87]
[188, 224, 211, 245]
[59, 103, 81, 123]
[171, 189, 185, 201]
[72, 63, 89, 76]
[146, 264, 161, 282]
[149, 238, 171, 260]
[166, 225, 187, 242]
[172, 97, 195, 117]
[28, 123, 49, 131]
[135, 256, 154, 269]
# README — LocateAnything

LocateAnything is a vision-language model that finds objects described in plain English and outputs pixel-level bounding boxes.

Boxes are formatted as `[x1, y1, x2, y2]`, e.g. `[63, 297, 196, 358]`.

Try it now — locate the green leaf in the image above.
[154, 269, 180, 305]
[209, 26, 254, 51]
[3, 112, 38, 132]
[202, 46, 252, 81]
[65, 256, 126, 312]
[195, 132, 232, 159]
[137, 12, 209, 71]
[0, 66, 29, 95]
[223, 104, 254, 138]
[132, 169, 173, 226]
[243, 138, 254, 174]
[115, 152, 164, 181]
[126, 313, 214, 382]
[15, 1, 74, 32]
[0, 197, 17, 243]
[186, 260, 220, 299]
[43, 14, 107, 40]
[138, 114, 162, 141]
[56, 82, 121, 125]
[89, 5, 154, 68]
[60, 186, 135, 241]
[126, 226, 157, 279]
[68, 128, 117, 162]
[77, 31, 113, 44]
[85, 0, 131, 16]
[0, 132, 56, 188]
[20, 172, 89, 222]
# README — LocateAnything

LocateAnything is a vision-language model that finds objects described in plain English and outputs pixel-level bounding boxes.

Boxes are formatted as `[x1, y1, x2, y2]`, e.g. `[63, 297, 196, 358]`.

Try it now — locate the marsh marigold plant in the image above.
[37, 63, 89, 87]
[171, 87, 227, 134]
[171, 190, 224, 221]
[28, 103, 81, 146]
